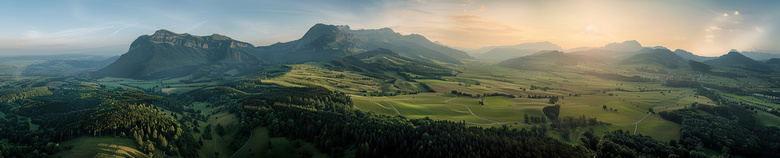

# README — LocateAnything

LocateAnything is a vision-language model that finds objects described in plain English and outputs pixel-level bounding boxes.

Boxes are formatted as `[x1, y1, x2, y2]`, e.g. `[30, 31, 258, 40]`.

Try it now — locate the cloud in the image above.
[722, 13, 729, 16]
[706, 26, 723, 32]
[23, 26, 111, 40]
[460, 0, 472, 6]
[704, 34, 715, 42]
[734, 11, 740, 15]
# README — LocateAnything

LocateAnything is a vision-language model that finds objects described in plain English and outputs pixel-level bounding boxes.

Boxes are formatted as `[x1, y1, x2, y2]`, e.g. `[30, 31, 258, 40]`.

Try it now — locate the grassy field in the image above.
[97, 76, 225, 93]
[350, 60, 702, 143]
[756, 110, 780, 128]
[353, 93, 551, 124]
[722, 93, 780, 109]
[197, 112, 240, 158]
[266, 64, 387, 94]
[54, 136, 149, 158]
[635, 114, 681, 142]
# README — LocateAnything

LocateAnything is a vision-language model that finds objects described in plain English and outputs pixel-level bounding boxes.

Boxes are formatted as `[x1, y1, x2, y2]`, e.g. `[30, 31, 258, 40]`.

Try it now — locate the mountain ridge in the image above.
[93, 24, 471, 79]
[703, 51, 771, 72]
[256, 23, 472, 64]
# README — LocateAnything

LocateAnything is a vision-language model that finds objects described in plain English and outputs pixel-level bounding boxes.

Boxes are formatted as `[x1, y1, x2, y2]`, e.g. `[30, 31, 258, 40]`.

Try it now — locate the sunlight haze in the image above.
[0, 0, 778, 56]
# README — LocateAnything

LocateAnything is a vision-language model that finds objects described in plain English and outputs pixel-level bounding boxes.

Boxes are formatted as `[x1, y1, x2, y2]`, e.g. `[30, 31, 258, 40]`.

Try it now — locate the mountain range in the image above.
[92, 23, 780, 80]
[93, 24, 471, 79]
[467, 40, 647, 61]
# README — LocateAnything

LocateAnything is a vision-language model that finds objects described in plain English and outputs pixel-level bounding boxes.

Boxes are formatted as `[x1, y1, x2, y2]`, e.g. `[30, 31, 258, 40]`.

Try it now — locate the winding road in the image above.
[230, 130, 254, 158]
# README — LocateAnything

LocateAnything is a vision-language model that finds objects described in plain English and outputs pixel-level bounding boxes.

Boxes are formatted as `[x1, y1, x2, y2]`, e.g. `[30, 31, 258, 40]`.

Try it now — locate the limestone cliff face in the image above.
[130, 30, 254, 50]
[93, 30, 265, 79]
[94, 23, 474, 79]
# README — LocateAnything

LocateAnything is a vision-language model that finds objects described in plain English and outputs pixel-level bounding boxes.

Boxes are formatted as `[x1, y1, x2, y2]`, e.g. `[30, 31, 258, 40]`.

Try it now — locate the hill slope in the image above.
[620, 48, 688, 69]
[257, 24, 471, 64]
[703, 51, 771, 72]
[673, 49, 716, 62]
[498, 50, 604, 70]
[326, 48, 456, 79]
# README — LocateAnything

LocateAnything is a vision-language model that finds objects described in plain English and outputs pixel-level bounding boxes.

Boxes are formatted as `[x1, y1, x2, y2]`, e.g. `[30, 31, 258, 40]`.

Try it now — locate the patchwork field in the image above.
[347, 60, 725, 143]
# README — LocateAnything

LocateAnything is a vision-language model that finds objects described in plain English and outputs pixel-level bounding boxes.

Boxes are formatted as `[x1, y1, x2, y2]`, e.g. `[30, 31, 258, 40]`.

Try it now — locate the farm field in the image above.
[352, 61, 723, 144]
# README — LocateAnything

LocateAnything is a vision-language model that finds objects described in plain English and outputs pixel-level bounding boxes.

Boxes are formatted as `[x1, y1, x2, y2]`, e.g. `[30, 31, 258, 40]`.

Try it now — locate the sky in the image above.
[0, 0, 778, 57]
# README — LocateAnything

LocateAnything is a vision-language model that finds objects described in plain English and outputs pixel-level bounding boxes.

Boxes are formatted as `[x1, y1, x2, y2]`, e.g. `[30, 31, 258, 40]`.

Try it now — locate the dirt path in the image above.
[634, 113, 651, 134]
[612, 113, 652, 134]
[230, 130, 254, 158]
[445, 96, 497, 123]
[384, 101, 402, 115]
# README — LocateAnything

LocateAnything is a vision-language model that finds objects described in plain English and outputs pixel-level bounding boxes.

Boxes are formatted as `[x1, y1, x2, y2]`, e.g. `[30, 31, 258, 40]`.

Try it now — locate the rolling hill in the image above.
[326, 48, 456, 79]
[497, 50, 605, 71]
[620, 48, 688, 69]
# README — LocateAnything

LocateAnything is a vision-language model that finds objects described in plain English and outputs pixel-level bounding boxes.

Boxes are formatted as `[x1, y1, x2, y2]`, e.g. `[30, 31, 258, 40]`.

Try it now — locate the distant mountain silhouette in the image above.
[673, 49, 716, 62]
[620, 48, 687, 69]
[467, 41, 562, 54]
[703, 51, 771, 72]
[93, 29, 266, 79]
[602, 40, 643, 52]
[498, 50, 605, 70]
[257, 24, 471, 64]
[568, 40, 645, 60]
[740, 51, 780, 61]
[469, 42, 563, 60]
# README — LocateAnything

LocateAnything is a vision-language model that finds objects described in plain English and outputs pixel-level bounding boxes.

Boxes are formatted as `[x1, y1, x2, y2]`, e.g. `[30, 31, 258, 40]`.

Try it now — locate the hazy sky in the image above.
[0, 0, 777, 56]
